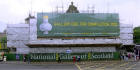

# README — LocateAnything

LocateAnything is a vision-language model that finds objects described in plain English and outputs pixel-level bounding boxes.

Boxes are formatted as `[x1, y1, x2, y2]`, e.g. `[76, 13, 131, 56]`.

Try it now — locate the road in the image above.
[0, 61, 140, 70]
[0, 63, 78, 70]
[76, 61, 140, 70]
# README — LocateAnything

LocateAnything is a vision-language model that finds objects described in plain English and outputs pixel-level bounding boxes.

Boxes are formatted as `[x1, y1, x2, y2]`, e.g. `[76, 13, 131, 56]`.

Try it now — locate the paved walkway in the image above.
[1, 60, 140, 70]
[76, 61, 140, 70]
[0, 63, 78, 70]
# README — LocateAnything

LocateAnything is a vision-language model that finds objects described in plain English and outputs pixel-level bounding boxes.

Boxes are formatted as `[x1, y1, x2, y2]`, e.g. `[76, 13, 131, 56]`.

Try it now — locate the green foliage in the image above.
[0, 37, 7, 49]
[134, 27, 140, 44]
[0, 37, 7, 43]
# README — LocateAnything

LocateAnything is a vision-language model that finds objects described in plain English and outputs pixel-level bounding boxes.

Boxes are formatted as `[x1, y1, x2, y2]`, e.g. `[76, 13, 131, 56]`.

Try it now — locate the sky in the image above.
[0, 0, 140, 32]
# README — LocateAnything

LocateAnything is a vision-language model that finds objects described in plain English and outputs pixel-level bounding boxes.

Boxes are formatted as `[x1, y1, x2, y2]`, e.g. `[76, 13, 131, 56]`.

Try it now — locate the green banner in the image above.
[30, 52, 120, 61]
[37, 13, 120, 37]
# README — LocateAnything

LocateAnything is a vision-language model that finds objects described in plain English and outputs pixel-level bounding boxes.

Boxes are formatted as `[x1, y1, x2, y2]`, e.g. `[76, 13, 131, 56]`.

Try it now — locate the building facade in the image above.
[7, 13, 134, 60]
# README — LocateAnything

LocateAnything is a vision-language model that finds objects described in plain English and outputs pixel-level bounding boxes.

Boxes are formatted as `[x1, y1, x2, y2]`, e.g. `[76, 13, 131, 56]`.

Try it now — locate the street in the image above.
[0, 61, 140, 70]
[76, 61, 140, 70]
[0, 62, 78, 70]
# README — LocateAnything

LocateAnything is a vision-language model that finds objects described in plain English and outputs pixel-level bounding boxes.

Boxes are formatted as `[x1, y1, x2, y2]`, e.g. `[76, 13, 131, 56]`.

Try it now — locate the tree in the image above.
[134, 27, 140, 44]
[0, 37, 7, 49]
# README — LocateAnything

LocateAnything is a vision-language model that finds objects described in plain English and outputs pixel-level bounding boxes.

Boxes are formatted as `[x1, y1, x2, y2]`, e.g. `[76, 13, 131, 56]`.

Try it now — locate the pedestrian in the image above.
[125, 54, 128, 61]
[3, 56, 7, 62]
[73, 56, 76, 63]
[122, 53, 125, 60]
[128, 53, 131, 59]
[58, 56, 61, 63]
[134, 48, 138, 61]
[16, 54, 20, 61]
[123, 53, 128, 61]
[77, 56, 80, 62]
[28, 55, 30, 64]
[120, 53, 123, 60]
[134, 54, 137, 61]
[139, 50, 140, 60]
[23, 54, 26, 62]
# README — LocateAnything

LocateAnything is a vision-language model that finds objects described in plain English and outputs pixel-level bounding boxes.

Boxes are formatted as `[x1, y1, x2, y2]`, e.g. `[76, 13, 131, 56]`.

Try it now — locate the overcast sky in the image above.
[0, 0, 140, 32]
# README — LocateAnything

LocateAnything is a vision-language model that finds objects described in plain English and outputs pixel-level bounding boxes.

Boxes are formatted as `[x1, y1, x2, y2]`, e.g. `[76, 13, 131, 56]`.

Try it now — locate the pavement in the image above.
[0, 60, 140, 70]
[0, 62, 78, 70]
[76, 61, 139, 70]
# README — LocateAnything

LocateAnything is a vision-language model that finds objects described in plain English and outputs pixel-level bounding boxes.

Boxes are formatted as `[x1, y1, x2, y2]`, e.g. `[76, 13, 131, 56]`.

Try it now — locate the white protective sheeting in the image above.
[120, 23, 133, 28]
[28, 38, 121, 45]
[29, 19, 37, 26]
[6, 19, 38, 54]
[120, 28, 133, 33]
[29, 35, 37, 40]
[29, 27, 37, 35]
[30, 47, 116, 53]
[16, 48, 30, 54]
[7, 34, 29, 41]
[7, 23, 30, 41]
[120, 34, 133, 40]
[7, 24, 29, 28]
[121, 40, 133, 45]
[7, 28, 29, 35]
[17, 41, 29, 48]
[29, 19, 37, 40]
[7, 41, 29, 48]
[7, 41, 16, 47]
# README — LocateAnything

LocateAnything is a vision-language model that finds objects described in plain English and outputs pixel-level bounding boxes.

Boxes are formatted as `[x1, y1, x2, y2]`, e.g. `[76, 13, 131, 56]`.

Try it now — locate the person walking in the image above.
[58, 56, 61, 63]
[23, 54, 26, 62]
[73, 56, 76, 63]
[77, 56, 80, 62]
[134, 48, 138, 61]
[28, 55, 31, 64]
[120, 53, 124, 60]
[16, 54, 19, 61]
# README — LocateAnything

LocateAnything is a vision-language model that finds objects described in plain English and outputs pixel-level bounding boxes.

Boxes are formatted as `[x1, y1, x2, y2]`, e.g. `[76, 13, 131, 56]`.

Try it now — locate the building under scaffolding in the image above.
[6, 2, 134, 61]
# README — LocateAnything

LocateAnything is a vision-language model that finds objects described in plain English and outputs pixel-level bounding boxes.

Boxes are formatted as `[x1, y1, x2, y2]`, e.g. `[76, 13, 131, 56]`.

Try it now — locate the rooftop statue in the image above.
[66, 2, 79, 13]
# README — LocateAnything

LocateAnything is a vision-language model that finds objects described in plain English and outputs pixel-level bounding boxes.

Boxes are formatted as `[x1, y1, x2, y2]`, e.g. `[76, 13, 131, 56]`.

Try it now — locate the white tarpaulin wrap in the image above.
[7, 24, 29, 28]
[29, 19, 37, 26]
[16, 48, 30, 54]
[7, 41, 16, 47]
[30, 47, 116, 53]
[7, 41, 29, 48]
[29, 35, 37, 40]
[7, 23, 30, 54]
[121, 40, 133, 45]
[120, 28, 133, 33]
[30, 27, 37, 34]
[120, 24, 133, 28]
[28, 38, 121, 45]
[7, 34, 29, 41]
[120, 23, 133, 45]
[29, 19, 37, 40]
[120, 34, 133, 39]
[7, 28, 29, 35]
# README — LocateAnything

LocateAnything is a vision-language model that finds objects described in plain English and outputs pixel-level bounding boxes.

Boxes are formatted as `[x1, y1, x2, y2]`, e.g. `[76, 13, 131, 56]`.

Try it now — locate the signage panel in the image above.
[37, 13, 120, 37]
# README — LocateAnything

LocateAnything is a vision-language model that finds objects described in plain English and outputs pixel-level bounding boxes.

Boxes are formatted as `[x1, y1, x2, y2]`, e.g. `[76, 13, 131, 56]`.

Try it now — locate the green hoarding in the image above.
[30, 52, 120, 61]
[37, 13, 120, 37]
